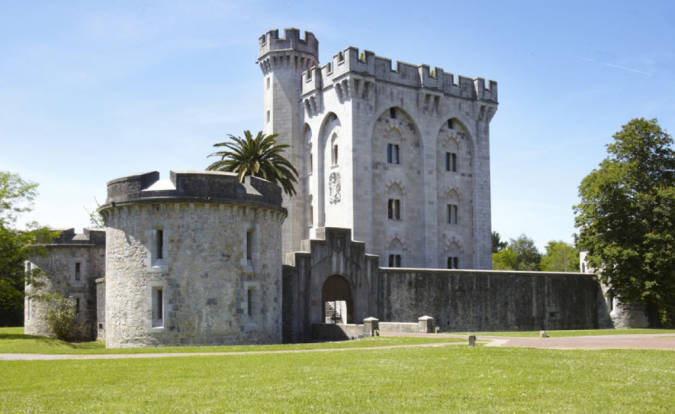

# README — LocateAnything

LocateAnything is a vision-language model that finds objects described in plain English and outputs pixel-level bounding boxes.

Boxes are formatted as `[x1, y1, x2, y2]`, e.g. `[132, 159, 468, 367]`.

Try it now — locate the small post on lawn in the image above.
[468, 335, 477, 347]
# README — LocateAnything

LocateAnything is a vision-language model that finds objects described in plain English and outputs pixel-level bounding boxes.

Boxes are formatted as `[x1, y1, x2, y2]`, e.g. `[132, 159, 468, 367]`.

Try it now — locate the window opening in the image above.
[388, 199, 401, 220]
[152, 287, 164, 327]
[448, 204, 458, 224]
[75, 262, 81, 281]
[387, 144, 400, 164]
[447, 257, 459, 269]
[332, 144, 338, 165]
[446, 152, 457, 172]
[247, 288, 254, 316]
[448, 119, 454, 129]
[388, 254, 402, 267]
[75, 297, 80, 315]
[390, 108, 396, 119]
[246, 229, 254, 261]
[156, 229, 164, 259]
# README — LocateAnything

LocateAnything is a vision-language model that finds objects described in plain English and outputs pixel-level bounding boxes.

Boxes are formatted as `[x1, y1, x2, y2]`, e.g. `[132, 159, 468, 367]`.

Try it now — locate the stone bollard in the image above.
[540, 330, 549, 338]
[468, 335, 477, 347]
[363, 317, 379, 337]
[418, 315, 435, 333]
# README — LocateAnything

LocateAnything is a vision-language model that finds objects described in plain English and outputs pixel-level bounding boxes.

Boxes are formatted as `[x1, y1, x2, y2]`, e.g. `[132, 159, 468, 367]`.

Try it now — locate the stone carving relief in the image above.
[328, 172, 341, 204]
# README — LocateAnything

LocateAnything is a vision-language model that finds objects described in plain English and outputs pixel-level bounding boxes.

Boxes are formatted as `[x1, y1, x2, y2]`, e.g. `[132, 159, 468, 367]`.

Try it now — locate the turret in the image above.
[258, 28, 318, 254]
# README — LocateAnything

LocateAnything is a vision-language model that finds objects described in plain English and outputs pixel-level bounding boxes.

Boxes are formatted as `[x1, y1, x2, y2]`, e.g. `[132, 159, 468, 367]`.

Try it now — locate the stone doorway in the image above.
[321, 275, 353, 324]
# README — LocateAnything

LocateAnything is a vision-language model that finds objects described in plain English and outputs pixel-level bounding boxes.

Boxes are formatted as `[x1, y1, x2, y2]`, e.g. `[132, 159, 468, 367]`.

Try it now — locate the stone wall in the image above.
[25, 229, 105, 339]
[100, 171, 286, 348]
[379, 269, 601, 331]
[283, 227, 604, 342]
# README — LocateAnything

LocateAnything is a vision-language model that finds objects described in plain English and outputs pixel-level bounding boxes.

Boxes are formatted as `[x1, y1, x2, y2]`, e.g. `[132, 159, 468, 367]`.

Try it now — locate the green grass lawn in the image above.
[450, 328, 675, 337]
[0, 327, 458, 354]
[1, 345, 673, 412]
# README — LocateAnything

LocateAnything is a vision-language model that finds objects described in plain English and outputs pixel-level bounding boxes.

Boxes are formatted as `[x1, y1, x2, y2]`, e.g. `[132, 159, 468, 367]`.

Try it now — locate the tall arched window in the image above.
[331, 133, 338, 166]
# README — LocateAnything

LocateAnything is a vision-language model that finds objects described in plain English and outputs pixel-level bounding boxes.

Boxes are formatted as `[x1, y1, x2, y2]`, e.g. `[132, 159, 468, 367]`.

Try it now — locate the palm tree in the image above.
[207, 130, 299, 196]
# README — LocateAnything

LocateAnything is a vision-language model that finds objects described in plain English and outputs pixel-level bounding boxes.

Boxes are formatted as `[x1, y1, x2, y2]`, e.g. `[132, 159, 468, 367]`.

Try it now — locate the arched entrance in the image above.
[321, 275, 353, 324]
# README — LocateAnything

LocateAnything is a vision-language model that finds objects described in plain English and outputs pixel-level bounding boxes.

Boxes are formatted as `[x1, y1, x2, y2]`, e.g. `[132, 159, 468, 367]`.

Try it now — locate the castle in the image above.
[25, 29, 610, 347]
[258, 28, 496, 269]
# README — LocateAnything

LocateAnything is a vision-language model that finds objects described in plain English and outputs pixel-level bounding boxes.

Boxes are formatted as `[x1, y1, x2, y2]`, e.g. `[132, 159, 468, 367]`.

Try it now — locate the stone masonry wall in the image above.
[103, 202, 284, 348]
[378, 269, 601, 331]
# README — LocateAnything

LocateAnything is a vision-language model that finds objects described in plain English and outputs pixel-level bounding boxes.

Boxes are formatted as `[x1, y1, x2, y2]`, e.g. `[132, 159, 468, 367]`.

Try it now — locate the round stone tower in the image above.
[99, 170, 286, 348]
[258, 28, 318, 255]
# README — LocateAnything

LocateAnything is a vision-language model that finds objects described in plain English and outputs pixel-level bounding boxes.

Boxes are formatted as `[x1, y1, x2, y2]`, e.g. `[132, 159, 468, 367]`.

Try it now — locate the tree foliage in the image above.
[491, 231, 507, 253]
[0, 172, 55, 325]
[540, 241, 578, 272]
[492, 234, 541, 271]
[207, 130, 299, 196]
[574, 118, 674, 325]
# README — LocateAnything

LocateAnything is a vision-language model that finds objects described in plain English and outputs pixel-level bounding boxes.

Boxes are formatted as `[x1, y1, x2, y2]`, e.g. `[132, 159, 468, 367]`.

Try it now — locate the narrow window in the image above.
[393, 144, 399, 164]
[388, 199, 401, 220]
[332, 144, 338, 165]
[388, 254, 401, 267]
[448, 119, 454, 129]
[387, 144, 392, 163]
[152, 287, 164, 327]
[156, 229, 164, 259]
[247, 288, 254, 316]
[75, 297, 80, 315]
[266, 77, 270, 90]
[75, 262, 81, 281]
[266, 110, 270, 123]
[446, 152, 457, 172]
[447, 257, 459, 269]
[390, 108, 396, 119]
[246, 229, 254, 261]
[448, 204, 458, 224]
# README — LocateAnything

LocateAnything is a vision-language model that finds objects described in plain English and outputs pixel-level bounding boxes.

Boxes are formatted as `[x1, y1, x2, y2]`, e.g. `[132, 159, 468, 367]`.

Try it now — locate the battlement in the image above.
[301, 46, 497, 103]
[258, 28, 319, 60]
[100, 170, 285, 213]
[40, 228, 105, 247]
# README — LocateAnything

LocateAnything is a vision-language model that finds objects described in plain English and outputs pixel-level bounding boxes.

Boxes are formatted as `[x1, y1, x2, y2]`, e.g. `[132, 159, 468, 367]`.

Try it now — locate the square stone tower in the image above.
[259, 28, 498, 269]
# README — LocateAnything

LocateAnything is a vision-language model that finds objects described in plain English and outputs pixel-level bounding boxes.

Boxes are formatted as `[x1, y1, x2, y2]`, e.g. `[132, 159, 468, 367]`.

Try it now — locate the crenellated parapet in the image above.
[258, 28, 319, 75]
[301, 46, 497, 104]
[100, 170, 285, 215]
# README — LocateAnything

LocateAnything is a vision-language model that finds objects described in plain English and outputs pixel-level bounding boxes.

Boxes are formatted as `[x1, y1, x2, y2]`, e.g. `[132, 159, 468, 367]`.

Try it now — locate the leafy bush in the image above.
[47, 297, 76, 341]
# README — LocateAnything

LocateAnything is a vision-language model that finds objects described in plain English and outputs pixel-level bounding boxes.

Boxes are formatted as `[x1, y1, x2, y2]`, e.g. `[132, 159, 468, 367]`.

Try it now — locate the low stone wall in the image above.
[379, 269, 601, 331]
[312, 323, 369, 341]
[378, 322, 418, 334]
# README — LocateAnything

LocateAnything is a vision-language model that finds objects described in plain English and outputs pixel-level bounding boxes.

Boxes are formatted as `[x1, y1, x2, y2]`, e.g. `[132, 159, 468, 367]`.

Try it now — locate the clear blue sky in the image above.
[1, 0, 673, 250]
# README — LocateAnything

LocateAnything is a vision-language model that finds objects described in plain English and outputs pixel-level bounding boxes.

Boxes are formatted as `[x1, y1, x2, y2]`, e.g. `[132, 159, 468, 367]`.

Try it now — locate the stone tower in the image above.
[258, 29, 319, 254]
[99, 170, 286, 347]
[260, 28, 498, 269]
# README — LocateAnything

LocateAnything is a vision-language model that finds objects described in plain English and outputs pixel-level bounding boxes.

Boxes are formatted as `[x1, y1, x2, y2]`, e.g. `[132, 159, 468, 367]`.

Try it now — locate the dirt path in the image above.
[384, 332, 675, 350]
[0, 341, 465, 361]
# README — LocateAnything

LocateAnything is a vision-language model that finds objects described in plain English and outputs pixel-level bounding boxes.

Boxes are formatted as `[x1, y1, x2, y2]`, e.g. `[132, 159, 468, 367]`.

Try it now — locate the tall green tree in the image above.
[491, 231, 507, 253]
[540, 241, 578, 272]
[574, 118, 674, 326]
[207, 130, 299, 196]
[492, 234, 541, 271]
[0, 172, 54, 325]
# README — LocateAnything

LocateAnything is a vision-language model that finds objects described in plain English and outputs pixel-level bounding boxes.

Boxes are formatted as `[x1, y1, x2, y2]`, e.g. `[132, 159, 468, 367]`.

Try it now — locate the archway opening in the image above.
[321, 275, 353, 324]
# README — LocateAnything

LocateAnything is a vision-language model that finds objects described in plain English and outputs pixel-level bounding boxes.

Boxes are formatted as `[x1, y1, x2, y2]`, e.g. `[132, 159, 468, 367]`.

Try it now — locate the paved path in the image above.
[384, 332, 675, 351]
[0, 341, 465, 361]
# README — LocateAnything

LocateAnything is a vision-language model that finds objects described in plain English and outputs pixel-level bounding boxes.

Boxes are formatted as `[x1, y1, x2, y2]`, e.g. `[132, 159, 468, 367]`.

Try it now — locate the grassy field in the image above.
[0, 327, 458, 354]
[451, 328, 675, 337]
[2, 344, 673, 412]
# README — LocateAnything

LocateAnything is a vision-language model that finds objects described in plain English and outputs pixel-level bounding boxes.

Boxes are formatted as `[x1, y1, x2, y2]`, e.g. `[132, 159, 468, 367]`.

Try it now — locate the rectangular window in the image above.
[390, 108, 396, 119]
[247, 288, 254, 316]
[75, 297, 80, 315]
[446, 152, 457, 172]
[388, 199, 401, 220]
[332, 144, 338, 165]
[246, 229, 254, 261]
[156, 229, 164, 259]
[448, 119, 454, 129]
[448, 204, 458, 224]
[75, 262, 81, 281]
[387, 144, 400, 164]
[447, 257, 459, 269]
[152, 287, 164, 328]
[389, 254, 402, 267]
